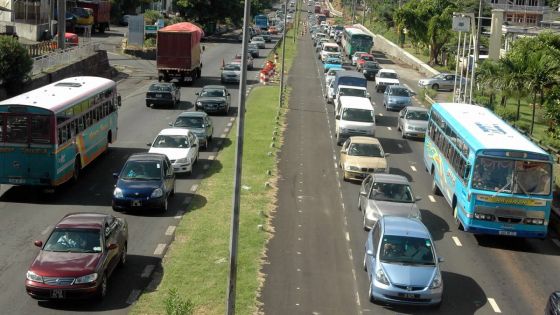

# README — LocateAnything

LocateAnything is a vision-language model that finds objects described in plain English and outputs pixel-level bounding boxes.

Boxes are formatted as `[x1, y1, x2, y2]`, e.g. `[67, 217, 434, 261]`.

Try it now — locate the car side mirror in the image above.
[228, 93, 231, 96]
[112, 172, 119, 179]
[335, 114, 340, 119]
[201, 124, 206, 128]
[366, 249, 374, 256]
[360, 191, 368, 196]
[107, 243, 118, 250]
[169, 122, 173, 126]
[438, 257, 445, 263]
[34, 240, 43, 247]
[384, 91, 388, 95]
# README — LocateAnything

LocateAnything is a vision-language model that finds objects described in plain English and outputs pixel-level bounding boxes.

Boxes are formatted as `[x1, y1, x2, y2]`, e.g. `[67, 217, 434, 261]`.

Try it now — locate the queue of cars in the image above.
[308, 11, 443, 307]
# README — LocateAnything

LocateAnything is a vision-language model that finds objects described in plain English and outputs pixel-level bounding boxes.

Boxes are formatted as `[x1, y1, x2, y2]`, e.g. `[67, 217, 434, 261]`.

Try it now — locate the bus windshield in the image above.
[472, 157, 551, 195]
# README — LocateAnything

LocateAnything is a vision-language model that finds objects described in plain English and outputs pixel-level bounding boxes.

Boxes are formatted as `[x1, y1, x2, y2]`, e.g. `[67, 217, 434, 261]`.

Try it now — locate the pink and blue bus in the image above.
[0, 76, 120, 187]
[424, 103, 553, 238]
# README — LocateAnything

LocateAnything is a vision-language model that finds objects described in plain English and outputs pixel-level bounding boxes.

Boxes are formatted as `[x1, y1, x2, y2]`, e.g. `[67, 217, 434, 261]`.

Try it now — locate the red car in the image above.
[356, 53, 375, 71]
[25, 213, 128, 300]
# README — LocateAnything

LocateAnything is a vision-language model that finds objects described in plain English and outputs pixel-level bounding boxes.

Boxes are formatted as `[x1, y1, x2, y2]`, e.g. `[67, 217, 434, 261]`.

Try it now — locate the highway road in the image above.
[0, 27, 277, 314]
[260, 6, 560, 315]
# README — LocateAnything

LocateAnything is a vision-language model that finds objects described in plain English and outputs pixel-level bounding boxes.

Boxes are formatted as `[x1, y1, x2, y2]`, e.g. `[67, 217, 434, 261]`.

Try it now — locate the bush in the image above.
[515, 121, 531, 133]
[494, 106, 517, 121]
[144, 38, 156, 48]
[164, 288, 194, 315]
[144, 10, 163, 25]
[0, 36, 33, 93]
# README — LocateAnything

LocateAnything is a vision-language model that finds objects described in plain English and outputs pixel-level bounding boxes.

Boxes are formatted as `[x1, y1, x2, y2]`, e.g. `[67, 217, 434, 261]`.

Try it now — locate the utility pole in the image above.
[351, 0, 356, 24]
[225, 0, 250, 313]
[56, 0, 65, 49]
[471, 0, 483, 104]
[279, 0, 288, 108]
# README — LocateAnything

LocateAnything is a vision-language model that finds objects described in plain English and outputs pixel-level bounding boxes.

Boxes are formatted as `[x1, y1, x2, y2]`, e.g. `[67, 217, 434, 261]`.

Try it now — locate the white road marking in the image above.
[345, 232, 350, 241]
[126, 289, 141, 305]
[488, 298, 502, 313]
[165, 226, 176, 236]
[387, 127, 392, 131]
[297, 251, 302, 255]
[154, 243, 166, 255]
[452, 236, 463, 247]
[190, 184, 198, 192]
[552, 239, 560, 248]
[220, 133, 226, 138]
[298, 224, 302, 228]
[224, 128, 230, 133]
[174, 210, 185, 219]
[230, 117, 235, 122]
[410, 165, 417, 172]
[208, 155, 215, 160]
[141, 265, 155, 278]
[379, 113, 384, 116]
[227, 122, 233, 127]
[397, 143, 403, 149]
[41, 225, 52, 235]
[334, 162, 338, 168]
[428, 195, 436, 202]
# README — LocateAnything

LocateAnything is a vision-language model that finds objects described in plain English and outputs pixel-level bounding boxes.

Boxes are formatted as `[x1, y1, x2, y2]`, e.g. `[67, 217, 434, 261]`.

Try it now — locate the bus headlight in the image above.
[474, 212, 495, 221]
[524, 218, 544, 225]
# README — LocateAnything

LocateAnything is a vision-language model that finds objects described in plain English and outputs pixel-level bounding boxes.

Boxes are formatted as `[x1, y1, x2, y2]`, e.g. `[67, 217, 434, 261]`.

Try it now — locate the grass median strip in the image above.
[132, 28, 297, 315]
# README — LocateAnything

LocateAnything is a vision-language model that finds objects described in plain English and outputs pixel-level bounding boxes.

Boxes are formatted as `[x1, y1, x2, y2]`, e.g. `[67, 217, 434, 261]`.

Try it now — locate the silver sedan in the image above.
[397, 106, 429, 139]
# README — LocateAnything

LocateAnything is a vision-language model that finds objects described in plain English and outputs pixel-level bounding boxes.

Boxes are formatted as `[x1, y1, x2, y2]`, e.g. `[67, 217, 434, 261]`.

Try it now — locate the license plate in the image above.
[155, 94, 162, 98]
[499, 230, 517, 236]
[132, 200, 142, 207]
[184, 77, 193, 82]
[51, 289, 64, 299]
[8, 178, 25, 184]
[399, 293, 418, 298]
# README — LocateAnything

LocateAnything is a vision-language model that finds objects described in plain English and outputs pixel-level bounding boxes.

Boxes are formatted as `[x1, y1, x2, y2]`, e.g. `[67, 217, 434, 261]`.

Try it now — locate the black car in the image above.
[248, 43, 260, 58]
[547, 291, 560, 315]
[112, 153, 176, 213]
[195, 85, 231, 115]
[145, 82, 181, 108]
[362, 61, 382, 80]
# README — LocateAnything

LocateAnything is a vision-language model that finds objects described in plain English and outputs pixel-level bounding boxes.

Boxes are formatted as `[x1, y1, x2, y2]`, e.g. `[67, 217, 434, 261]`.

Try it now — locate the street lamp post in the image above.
[225, 0, 250, 313]
[279, 0, 288, 108]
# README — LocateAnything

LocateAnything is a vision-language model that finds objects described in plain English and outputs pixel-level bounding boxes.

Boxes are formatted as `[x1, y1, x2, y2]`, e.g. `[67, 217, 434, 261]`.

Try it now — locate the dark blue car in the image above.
[112, 153, 175, 213]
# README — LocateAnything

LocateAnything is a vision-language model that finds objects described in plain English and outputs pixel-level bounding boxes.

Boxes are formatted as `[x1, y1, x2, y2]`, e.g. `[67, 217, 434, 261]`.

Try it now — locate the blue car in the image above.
[324, 57, 343, 72]
[364, 216, 443, 307]
[383, 85, 412, 111]
[112, 153, 176, 213]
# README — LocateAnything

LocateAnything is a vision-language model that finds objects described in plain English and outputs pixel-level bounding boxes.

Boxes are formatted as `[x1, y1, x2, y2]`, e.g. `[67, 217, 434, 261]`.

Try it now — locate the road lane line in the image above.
[397, 143, 403, 149]
[345, 232, 350, 242]
[174, 210, 185, 219]
[452, 236, 463, 247]
[141, 265, 155, 278]
[41, 225, 52, 235]
[428, 195, 436, 202]
[208, 155, 215, 160]
[387, 127, 392, 131]
[410, 165, 417, 172]
[224, 128, 230, 133]
[334, 162, 338, 169]
[154, 243, 166, 255]
[220, 133, 226, 138]
[190, 184, 198, 192]
[379, 113, 383, 116]
[230, 117, 235, 122]
[227, 122, 233, 127]
[126, 289, 141, 304]
[488, 298, 502, 313]
[165, 226, 176, 236]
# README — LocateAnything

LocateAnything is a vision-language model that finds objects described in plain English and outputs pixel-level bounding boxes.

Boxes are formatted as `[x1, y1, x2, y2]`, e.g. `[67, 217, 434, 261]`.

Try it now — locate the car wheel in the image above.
[431, 83, 439, 90]
[97, 274, 107, 300]
[397, 121, 401, 131]
[112, 205, 121, 212]
[343, 172, 348, 182]
[170, 182, 175, 197]
[358, 195, 362, 211]
[146, 102, 150, 107]
[119, 243, 127, 267]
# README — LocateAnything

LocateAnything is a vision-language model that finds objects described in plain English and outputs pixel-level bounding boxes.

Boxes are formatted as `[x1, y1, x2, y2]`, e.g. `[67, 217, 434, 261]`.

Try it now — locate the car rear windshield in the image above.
[149, 84, 172, 92]
[224, 64, 240, 71]
[379, 72, 398, 79]
[340, 88, 367, 98]
[153, 134, 191, 148]
[380, 235, 435, 265]
[200, 89, 225, 97]
[175, 116, 204, 128]
[44, 228, 102, 253]
[341, 108, 374, 122]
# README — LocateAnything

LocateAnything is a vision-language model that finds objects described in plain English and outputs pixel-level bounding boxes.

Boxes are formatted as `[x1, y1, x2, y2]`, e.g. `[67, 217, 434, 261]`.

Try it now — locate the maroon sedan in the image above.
[25, 213, 128, 300]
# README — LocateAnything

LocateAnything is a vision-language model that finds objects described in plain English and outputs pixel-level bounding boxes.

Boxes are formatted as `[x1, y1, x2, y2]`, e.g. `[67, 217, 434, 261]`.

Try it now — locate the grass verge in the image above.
[131, 28, 298, 315]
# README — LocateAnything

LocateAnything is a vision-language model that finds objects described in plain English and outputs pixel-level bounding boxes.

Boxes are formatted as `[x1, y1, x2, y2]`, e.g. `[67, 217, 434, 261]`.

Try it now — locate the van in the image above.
[334, 85, 370, 113]
[329, 71, 367, 103]
[335, 96, 376, 145]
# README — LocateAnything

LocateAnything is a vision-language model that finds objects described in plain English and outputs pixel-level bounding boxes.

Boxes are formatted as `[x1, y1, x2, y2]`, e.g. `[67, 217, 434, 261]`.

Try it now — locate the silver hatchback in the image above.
[397, 106, 429, 139]
[383, 85, 412, 111]
[418, 73, 468, 91]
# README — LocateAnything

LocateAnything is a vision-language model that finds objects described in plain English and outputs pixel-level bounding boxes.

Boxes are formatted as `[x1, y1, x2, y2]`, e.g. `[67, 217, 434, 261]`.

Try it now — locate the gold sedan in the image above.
[339, 136, 390, 181]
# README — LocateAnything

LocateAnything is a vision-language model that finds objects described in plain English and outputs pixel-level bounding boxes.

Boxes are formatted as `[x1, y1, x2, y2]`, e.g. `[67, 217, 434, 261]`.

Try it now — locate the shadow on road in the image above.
[420, 209, 450, 241]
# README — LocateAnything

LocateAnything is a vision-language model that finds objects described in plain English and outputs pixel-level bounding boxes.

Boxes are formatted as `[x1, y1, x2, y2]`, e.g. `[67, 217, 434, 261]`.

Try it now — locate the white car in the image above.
[251, 36, 266, 48]
[148, 128, 199, 175]
[351, 51, 367, 66]
[320, 42, 341, 62]
[375, 69, 400, 93]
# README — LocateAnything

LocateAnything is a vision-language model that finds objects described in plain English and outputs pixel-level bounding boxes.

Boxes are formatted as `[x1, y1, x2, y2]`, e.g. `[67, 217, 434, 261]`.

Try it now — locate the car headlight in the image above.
[430, 270, 442, 289]
[406, 125, 414, 131]
[363, 70, 367, 73]
[345, 165, 359, 171]
[196, 101, 202, 106]
[151, 188, 163, 198]
[74, 273, 98, 284]
[176, 157, 191, 164]
[375, 267, 390, 285]
[26, 271, 44, 283]
[113, 187, 123, 198]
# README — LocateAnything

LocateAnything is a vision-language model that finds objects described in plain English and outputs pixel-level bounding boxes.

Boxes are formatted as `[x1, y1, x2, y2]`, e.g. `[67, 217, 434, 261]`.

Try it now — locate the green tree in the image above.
[475, 59, 501, 107]
[498, 55, 529, 120]
[0, 36, 33, 94]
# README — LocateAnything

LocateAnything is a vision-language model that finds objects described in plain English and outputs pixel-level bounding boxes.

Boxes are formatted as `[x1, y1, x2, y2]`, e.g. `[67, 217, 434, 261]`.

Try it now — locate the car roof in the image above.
[372, 173, 409, 184]
[128, 152, 167, 162]
[382, 217, 430, 239]
[202, 85, 227, 90]
[157, 128, 191, 136]
[405, 106, 428, 112]
[388, 85, 408, 90]
[56, 212, 110, 230]
[349, 136, 381, 145]
[177, 111, 207, 118]
[322, 42, 338, 47]
[339, 96, 373, 109]
[339, 85, 367, 90]
[379, 68, 397, 74]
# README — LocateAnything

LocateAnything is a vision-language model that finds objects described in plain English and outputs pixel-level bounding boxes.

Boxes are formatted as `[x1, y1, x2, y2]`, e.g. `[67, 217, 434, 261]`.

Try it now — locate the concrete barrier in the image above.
[325, 0, 343, 17]
[353, 24, 440, 78]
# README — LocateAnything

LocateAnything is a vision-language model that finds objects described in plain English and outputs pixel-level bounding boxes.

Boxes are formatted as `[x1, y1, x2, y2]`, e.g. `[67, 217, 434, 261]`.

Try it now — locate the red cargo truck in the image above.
[77, 0, 110, 33]
[157, 22, 204, 83]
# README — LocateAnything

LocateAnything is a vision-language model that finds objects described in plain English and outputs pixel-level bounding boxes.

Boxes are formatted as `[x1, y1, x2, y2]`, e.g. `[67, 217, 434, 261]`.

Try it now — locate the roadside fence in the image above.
[31, 42, 99, 76]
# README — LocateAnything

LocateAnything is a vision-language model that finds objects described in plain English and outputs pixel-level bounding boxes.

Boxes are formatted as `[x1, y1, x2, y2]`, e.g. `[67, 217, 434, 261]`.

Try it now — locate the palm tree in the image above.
[498, 56, 529, 121]
[475, 60, 500, 107]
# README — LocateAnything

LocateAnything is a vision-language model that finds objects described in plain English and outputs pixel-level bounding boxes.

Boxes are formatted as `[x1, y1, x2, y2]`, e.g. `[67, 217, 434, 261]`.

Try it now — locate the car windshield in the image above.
[174, 116, 203, 128]
[326, 58, 341, 64]
[472, 157, 551, 195]
[348, 143, 383, 157]
[364, 62, 379, 69]
[200, 88, 225, 97]
[341, 108, 374, 122]
[149, 84, 172, 92]
[406, 110, 428, 121]
[380, 235, 435, 265]
[324, 46, 338, 52]
[248, 44, 258, 49]
[224, 64, 240, 71]
[391, 88, 410, 97]
[121, 160, 163, 180]
[43, 229, 102, 253]
[152, 134, 190, 149]
[361, 55, 374, 61]
[340, 88, 367, 98]
[369, 182, 414, 203]
[380, 72, 398, 79]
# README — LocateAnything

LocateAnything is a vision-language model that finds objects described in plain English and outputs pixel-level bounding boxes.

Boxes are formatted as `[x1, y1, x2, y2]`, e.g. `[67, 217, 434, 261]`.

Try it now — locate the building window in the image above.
[527, 0, 538, 6]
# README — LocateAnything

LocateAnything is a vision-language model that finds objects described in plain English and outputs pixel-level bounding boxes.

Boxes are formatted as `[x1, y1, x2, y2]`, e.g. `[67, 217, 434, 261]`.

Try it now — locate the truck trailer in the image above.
[76, 0, 110, 33]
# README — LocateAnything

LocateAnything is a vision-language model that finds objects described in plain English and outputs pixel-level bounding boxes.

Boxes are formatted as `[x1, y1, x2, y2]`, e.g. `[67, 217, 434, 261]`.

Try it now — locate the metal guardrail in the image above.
[31, 42, 99, 76]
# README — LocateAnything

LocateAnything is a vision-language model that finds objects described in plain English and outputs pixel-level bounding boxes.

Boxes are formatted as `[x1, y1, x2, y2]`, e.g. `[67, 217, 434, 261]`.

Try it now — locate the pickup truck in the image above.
[375, 69, 400, 92]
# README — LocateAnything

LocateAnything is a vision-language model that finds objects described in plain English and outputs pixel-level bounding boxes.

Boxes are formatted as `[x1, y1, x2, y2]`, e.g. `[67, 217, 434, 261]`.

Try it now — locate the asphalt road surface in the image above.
[260, 7, 560, 315]
[0, 27, 278, 314]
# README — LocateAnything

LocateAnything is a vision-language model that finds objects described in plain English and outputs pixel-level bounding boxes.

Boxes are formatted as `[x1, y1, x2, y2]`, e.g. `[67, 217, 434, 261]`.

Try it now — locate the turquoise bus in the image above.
[0, 76, 120, 187]
[424, 103, 553, 238]
[341, 27, 374, 58]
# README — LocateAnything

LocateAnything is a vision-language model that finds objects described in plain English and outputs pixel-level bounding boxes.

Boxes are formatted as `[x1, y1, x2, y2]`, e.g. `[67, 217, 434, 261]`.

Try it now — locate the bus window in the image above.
[0, 116, 3, 141]
[6, 115, 28, 143]
[78, 116, 85, 132]
[30, 116, 51, 143]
